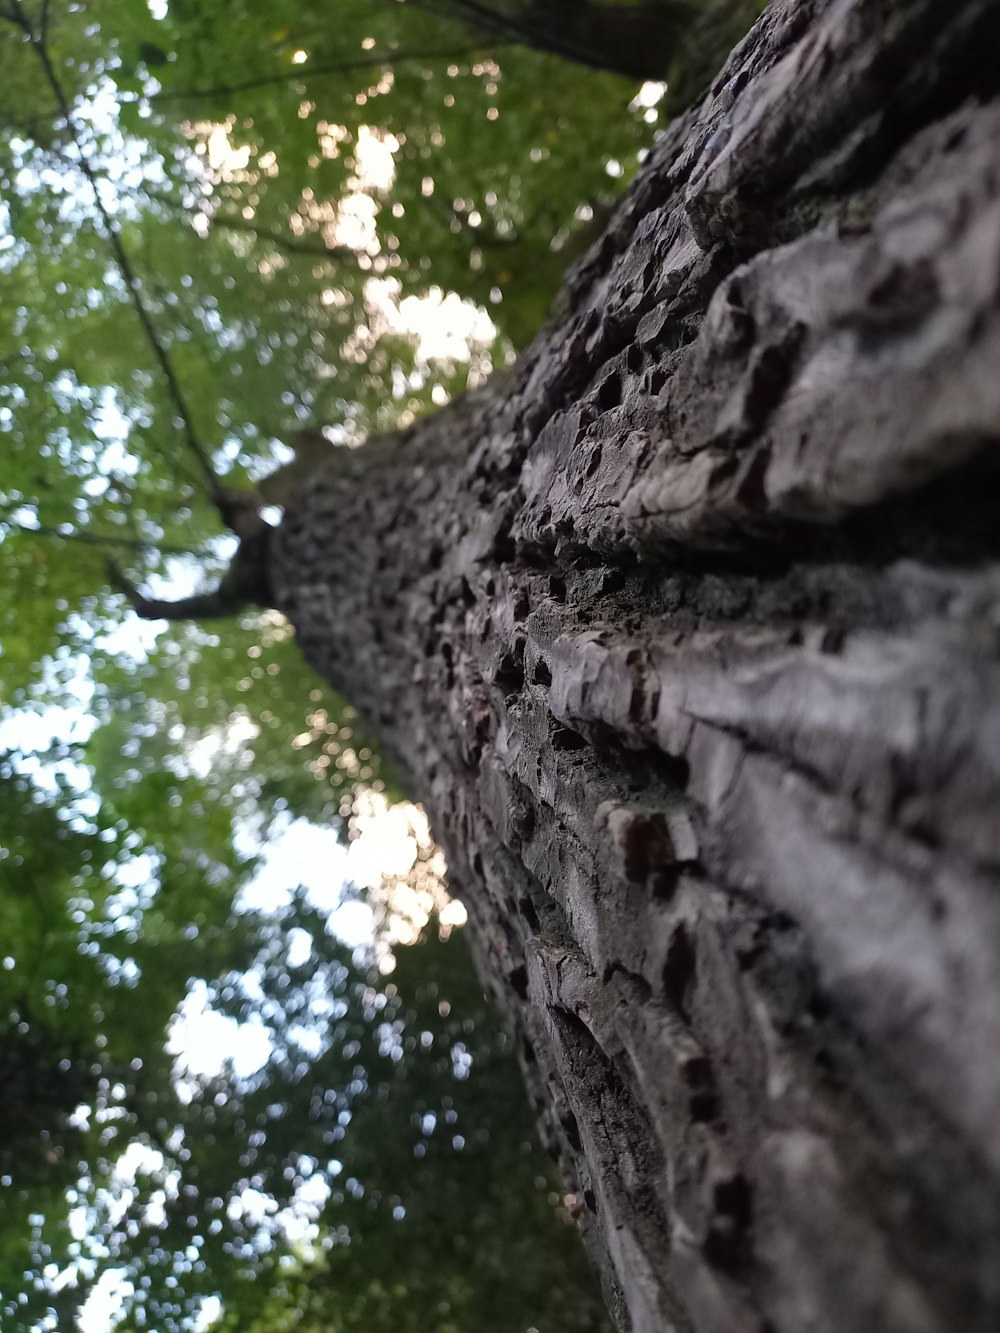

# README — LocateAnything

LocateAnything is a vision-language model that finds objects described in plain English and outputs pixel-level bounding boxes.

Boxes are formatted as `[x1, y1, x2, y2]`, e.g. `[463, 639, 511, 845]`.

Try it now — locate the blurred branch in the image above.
[143, 41, 495, 106]
[142, 186, 360, 262]
[106, 536, 268, 619]
[0, 42, 498, 157]
[0, 514, 204, 557]
[213, 212, 364, 260]
[0, 108, 63, 132]
[2, 0, 229, 514]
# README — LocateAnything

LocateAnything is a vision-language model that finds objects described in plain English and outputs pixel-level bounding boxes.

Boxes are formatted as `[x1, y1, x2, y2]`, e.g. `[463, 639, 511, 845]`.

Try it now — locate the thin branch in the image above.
[0, 42, 499, 135]
[0, 40, 499, 127]
[143, 41, 491, 106]
[0, 108, 62, 132]
[6, 0, 224, 507]
[209, 213, 357, 260]
[107, 583, 245, 621]
[106, 524, 271, 619]
[141, 186, 360, 262]
[0, 515, 204, 557]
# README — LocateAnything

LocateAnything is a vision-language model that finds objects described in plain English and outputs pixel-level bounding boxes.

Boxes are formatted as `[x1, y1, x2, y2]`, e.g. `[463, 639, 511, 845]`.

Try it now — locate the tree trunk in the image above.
[270, 1, 1000, 1328]
[448, 0, 694, 83]
[514, 0, 692, 84]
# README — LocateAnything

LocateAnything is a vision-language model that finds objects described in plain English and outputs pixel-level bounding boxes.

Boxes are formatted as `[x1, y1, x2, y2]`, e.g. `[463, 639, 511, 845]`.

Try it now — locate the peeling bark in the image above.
[270, 2, 1000, 1328]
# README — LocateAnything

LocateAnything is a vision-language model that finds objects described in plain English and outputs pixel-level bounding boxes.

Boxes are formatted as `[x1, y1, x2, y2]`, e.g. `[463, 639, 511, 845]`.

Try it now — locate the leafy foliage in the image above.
[0, 0, 670, 761]
[0, 762, 605, 1329]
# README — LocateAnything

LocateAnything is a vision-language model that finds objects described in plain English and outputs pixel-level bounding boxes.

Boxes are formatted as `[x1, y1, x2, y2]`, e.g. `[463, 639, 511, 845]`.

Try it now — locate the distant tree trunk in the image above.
[446, 0, 693, 83]
[271, 1, 1000, 1328]
[443, 0, 764, 91]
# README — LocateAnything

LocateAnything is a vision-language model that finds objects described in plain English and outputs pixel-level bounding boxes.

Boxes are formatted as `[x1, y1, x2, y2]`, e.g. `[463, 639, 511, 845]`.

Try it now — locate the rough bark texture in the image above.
[270, 2, 1000, 1328]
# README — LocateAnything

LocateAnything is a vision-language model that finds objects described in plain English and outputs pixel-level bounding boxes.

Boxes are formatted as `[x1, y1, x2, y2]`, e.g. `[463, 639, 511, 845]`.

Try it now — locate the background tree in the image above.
[430, 0, 768, 100]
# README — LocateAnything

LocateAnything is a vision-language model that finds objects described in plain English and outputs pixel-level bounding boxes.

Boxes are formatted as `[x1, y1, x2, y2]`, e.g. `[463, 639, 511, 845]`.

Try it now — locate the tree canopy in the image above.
[0, 0, 676, 796]
[0, 0, 761, 1327]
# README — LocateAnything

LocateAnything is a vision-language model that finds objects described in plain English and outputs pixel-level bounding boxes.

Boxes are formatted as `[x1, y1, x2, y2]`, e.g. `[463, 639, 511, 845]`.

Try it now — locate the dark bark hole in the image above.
[426, 544, 443, 571]
[664, 923, 697, 1022]
[551, 724, 588, 752]
[655, 751, 691, 792]
[561, 1109, 583, 1153]
[548, 575, 566, 600]
[495, 643, 525, 694]
[645, 366, 667, 395]
[492, 526, 516, 565]
[584, 1188, 598, 1214]
[869, 258, 939, 323]
[532, 659, 552, 686]
[690, 1091, 719, 1123]
[768, 910, 798, 934]
[683, 1054, 713, 1092]
[521, 1036, 536, 1065]
[821, 625, 846, 654]
[735, 448, 770, 512]
[598, 570, 628, 601]
[595, 372, 621, 412]
[518, 895, 540, 933]
[747, 331, 803, 430]
[508, 965, 529, 1000]
[704, 1176, 753, 1271]
[649, 868, 680, 901]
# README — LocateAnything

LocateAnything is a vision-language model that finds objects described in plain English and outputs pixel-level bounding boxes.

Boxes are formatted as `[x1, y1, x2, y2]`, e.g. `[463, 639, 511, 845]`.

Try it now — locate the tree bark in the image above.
[270, 1, 1000, 1328]
[442, 0, 689, 82]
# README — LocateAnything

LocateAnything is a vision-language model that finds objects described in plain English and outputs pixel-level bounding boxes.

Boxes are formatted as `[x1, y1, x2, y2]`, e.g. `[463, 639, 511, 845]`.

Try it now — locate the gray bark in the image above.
[270, 1, 1000, 1328]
